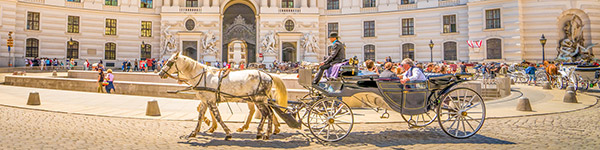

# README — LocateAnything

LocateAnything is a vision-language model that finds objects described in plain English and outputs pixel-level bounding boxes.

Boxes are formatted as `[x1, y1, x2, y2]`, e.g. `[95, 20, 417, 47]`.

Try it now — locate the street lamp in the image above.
[68, 37, 74, 46]
[540, 34, 547, 62]
[429, 40, 435, 62]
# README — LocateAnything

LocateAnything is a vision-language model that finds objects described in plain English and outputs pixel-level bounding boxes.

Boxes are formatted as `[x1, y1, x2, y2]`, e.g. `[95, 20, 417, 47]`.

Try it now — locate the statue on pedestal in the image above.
[557, 15, 598, 62]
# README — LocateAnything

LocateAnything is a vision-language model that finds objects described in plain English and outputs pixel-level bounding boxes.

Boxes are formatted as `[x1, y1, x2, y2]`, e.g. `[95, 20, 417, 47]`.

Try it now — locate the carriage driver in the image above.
[399, 58, 427, 84]
[313, 32, 346, 84]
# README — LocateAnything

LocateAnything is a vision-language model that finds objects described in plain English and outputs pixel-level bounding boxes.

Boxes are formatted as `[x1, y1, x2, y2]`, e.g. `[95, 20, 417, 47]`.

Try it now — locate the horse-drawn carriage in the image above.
[160, 52, 485, 142]
[282, 66, 486, 142]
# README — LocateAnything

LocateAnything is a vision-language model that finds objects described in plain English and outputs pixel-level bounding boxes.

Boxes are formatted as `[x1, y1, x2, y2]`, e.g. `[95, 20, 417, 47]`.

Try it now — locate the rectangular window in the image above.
[402, 18, 414, 35]
[363, 0, 376, 8]
[443, 15, 456, 33]
[185, 0, 198, 7]
[27, 12, 40, 30]
[105, 0, 118, 6]
[105, 19, 117, 35]
[67, 16, 79, 33]
[363, 21, 375, 37]
[26, 39, 39, 58]
[140, 0, 152, 8]
[105, 43, 116, 60]
[401, 0, 414, 4]
[141, 44, 151, 60]
[282, 0, 294, 8]
[327, 0, 339, 10]
[328, 23, 338, 36]
[67, 0, 81, 2]
[486, 9, 501, 29]
[141, 21, 152, 37]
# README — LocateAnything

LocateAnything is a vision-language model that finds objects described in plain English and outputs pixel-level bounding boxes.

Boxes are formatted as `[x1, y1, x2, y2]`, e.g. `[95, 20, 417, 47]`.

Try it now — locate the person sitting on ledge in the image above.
[399, 58, 427, 84]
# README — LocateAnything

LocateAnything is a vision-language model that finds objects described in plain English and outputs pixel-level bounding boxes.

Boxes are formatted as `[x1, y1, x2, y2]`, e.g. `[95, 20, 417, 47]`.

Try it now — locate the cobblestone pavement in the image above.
[1, 101, 599, 150]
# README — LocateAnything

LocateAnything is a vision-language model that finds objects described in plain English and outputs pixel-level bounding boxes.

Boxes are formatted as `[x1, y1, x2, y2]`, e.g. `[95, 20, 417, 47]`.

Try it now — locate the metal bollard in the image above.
[27, 91, 41, 105]
[516, 97, 532, 111]
[146, 99, 161, 116]
[563, 91, 578, 103]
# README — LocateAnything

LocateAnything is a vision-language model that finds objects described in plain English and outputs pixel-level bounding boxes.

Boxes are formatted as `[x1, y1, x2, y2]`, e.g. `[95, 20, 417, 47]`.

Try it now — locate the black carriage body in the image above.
[310, 71, 471, 116]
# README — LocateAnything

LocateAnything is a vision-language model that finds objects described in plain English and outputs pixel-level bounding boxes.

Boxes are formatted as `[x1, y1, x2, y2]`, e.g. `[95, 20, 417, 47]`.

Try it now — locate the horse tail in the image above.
[270, 75, 288, 109]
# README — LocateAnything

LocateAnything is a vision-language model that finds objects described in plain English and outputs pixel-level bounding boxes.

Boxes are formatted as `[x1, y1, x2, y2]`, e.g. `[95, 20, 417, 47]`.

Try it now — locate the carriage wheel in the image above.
[307, 97, 354, 142]
[578, 78, 589, 91]
[401, 105, 438, 127]
[557, 77, 568, 89]
[437, 87, 486, 139]
[536, 72, 548, 84]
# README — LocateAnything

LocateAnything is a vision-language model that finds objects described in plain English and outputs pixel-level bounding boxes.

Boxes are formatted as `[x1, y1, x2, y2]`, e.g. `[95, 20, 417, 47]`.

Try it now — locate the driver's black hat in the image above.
[329, 32, 338, 38]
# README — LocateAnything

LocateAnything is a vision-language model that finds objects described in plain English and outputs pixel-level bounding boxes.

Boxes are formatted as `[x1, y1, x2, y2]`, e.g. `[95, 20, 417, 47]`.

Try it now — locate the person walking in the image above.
[84, 59, 90, 71]
[97, 69, 105, 93]
[313, 32, 345, 84]
[126, 60, 132, 72]
[146, 58, 153, 71]
[134, 59, 139, 72]
[105, 69, 115, 94]
[525, 63, 537, 85]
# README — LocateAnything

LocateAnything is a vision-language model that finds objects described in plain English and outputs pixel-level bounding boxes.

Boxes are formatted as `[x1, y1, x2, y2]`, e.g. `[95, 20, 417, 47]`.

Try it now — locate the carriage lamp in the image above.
[429, 40, 435, 62]
[68, 37, 74, 46]
[540, 34, 547, 62]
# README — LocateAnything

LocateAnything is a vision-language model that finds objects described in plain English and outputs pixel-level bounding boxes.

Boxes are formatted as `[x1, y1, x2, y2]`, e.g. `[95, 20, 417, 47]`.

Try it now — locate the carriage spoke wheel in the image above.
[437, 87, 486, 139]
[401, 105, 438, 127]
[307, 97, 353, 142]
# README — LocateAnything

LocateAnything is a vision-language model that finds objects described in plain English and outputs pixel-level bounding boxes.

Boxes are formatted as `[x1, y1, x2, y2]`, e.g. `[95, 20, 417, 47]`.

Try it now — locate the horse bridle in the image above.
[161, 57, 207, 87]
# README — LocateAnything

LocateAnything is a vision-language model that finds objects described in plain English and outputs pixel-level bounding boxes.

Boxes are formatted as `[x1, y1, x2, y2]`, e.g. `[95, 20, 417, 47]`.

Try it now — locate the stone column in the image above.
[310, 0, 316, 7]
[164, 0, 171, 6]
[262, 0, 267, 7]
[213, 0, 220, 7]
[173, 0, 179, 7]
[301, 0, 308, 7]
[203, 0, 210, 7]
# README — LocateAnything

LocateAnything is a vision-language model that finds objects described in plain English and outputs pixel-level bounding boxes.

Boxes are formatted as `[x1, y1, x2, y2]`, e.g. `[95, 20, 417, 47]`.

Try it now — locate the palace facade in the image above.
[0, 0, 599, 67]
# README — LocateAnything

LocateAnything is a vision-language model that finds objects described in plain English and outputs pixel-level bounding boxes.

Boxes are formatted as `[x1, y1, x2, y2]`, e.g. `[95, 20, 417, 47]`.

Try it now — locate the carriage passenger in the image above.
[379, 62, 398, 79]
[399, 58, 427, 84]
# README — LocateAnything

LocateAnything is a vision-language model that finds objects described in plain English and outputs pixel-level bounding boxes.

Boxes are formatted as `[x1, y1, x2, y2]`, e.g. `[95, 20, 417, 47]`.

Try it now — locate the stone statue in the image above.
[161, 25, 179, 58]
[557, 15, 598, 62]
[202, 30, 218, 55]
[261, 31, 278, 54]
[301, 31, 319, 54]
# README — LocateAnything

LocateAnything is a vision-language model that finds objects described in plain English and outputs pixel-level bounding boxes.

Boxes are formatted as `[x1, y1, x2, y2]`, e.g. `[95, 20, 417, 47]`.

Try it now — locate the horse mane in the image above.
[178, 55, 220, 74]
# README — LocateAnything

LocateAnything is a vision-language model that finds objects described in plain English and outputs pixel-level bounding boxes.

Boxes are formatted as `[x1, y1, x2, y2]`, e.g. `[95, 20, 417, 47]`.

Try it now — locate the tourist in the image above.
[459, 62, 467, 73]
[40, 58, 45, 70]
[84, 59, 90, 71]
[70, 58, 75, 70]
[134, 59, 139, 72]
[97, 69, 105, 93]
[240, 62, 245, 70]
[379, 62, 398, 79]
[105, 69, 115, 94]
[126, 60, 132, 72]
[152, 58, 157, 71]
[364, 60, 379, 75]
[122, 61, 127, 72]
[385, 56, 392, 63]
[399, 58, 426, 84]
[525, 63, 537, 85]
[146, 58, 153, 71]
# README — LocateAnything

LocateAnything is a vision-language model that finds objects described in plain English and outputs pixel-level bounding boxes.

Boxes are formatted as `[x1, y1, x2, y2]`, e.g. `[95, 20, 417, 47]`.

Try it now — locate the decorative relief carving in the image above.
[557, 15, 598, 62]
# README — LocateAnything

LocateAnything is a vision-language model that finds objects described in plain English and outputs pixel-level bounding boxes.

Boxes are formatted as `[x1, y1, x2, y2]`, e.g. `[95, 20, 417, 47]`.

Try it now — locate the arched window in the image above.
[105, 42, 116, 60]
[281, 0, 294, 8]
[105, 0, 118, 6]
[486, 38, 502, 59]
[26, 38, 39, 58]
[443, 41, 457, 61]
[402, 43, 414, 60]
[141, 44, 151, 60]
[364, 44, 375, 61]
[67, 40, 79, 59]
[327, 0, 339, 10]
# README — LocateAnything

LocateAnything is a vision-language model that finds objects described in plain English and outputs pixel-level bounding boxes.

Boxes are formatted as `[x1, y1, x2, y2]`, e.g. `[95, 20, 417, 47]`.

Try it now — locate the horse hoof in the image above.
[225, 135, 232, 141]
[208, 129, 216, 133]
[256, 135, 262, 139]
[274, 129, 280, 135]
[262, 136, 270, 140]
[236, 128, 244, 132]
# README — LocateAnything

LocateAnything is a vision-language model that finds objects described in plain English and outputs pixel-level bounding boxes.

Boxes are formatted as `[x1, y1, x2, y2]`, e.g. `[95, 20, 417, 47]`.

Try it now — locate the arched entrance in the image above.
[222, 2, 256, 63]
[282, 42, 297, 63]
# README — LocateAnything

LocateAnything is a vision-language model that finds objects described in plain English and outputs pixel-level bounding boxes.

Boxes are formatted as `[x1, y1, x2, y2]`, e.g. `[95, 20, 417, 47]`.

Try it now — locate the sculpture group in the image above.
[557, 15, 598, 62]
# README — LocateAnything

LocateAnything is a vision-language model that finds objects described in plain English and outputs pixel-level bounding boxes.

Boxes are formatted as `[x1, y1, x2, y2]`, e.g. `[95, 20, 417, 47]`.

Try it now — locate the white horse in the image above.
[159, 52, 288, 140]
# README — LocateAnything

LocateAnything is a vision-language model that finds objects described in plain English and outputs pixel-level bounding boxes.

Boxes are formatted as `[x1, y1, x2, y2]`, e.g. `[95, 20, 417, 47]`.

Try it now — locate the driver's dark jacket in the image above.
[324, 41, 346, 66]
